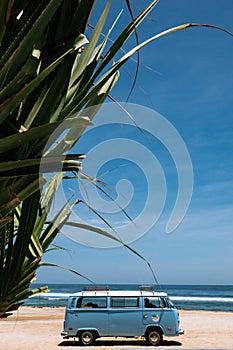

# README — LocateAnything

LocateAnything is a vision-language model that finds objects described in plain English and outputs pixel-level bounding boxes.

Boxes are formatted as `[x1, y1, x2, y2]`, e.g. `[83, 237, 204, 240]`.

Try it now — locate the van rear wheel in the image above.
[79, 330, 96, 346]
[145, 329, 163, 346]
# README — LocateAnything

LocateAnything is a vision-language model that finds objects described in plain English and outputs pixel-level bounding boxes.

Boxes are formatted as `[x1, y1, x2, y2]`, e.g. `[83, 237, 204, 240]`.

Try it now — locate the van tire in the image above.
[79, 330, 96, 346]
[145, 329, 163, 346]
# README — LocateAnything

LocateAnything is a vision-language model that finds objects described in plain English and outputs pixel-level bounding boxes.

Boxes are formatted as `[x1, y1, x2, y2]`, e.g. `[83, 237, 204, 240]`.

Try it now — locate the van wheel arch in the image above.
[145, 326, 163, 346]
[77, 330, 98, 346]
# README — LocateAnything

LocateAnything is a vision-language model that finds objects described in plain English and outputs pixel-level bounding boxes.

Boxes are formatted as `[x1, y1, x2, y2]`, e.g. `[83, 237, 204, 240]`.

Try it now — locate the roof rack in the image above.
[83, 285, 110, 292]
[139, 285, 154, 292]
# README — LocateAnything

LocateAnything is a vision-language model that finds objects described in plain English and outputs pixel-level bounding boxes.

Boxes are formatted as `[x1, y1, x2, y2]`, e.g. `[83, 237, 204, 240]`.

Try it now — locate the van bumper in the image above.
[61, 331, 69, 337]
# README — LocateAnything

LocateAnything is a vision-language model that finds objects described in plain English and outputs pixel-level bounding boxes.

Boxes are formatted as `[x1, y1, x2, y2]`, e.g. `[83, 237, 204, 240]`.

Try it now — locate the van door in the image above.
[108, 297, 143, 336]
[67, 296, 109, 336]
[142, 297, 178, 336]
[142, 297, 163, 326]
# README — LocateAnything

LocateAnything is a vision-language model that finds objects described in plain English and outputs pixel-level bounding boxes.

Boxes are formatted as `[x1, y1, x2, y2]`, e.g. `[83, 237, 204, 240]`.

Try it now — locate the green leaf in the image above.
[0, 157, 82, 178]
[0, 116, 91, 155]
[0, 34, 88, 123]
[0, 53, 39, 106]
[40, 262, 95, 284]
[12, 191, 40, 275]
[68, 0, 112, 89]
[39, 199, 75, 250]
[93, 0, 159, 80]
[0, 0, 14, 43]
[0, 0, 63, 84]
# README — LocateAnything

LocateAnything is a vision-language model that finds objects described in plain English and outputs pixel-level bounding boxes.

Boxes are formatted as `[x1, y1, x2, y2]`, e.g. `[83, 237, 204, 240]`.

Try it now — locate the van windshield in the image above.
[166, 297, 175, 308]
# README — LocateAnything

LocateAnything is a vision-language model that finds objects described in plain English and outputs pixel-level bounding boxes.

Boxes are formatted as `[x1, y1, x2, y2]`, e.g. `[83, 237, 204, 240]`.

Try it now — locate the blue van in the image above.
[61, 286, 183, 346]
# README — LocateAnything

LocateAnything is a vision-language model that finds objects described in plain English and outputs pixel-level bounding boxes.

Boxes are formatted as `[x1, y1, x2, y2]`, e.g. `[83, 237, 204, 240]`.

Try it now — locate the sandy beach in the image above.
[0, 307, 232, 349]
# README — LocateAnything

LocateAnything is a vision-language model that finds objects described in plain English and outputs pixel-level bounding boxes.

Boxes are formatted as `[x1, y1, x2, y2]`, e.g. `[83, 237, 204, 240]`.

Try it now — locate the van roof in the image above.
[70, 290, 168, 297]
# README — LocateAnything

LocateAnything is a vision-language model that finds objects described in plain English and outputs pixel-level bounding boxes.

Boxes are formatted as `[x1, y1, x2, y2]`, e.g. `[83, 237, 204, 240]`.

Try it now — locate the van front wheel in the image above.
[145, 329, 163, 346]
[79, 330, 96, 346]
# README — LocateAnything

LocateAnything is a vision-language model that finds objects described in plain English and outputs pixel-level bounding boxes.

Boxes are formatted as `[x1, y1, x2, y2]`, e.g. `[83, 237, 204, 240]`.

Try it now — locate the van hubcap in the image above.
[149, 331, 160, 344]
[82, 332, 93, 344]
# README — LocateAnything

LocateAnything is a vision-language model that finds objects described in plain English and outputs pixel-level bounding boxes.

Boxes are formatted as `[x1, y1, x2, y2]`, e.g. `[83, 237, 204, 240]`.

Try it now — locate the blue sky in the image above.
[36, 0, 233, 285]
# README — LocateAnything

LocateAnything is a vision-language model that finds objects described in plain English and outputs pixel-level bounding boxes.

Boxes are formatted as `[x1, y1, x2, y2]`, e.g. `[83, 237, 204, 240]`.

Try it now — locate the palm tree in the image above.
[1, 0, 231, 317]
[0, 0, 164, 318]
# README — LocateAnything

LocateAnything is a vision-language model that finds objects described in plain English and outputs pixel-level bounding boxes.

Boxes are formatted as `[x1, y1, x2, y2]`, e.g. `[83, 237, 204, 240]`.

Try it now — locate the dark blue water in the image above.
[26, 284, 233, 312]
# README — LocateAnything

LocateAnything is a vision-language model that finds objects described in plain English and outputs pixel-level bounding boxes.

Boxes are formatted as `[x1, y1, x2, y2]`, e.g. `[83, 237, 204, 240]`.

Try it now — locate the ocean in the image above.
[26, 284, 233, 312]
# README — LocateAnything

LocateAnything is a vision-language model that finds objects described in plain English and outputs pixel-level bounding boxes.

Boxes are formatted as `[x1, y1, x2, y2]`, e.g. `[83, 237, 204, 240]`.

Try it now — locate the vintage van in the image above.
[61, 286, 183, 346]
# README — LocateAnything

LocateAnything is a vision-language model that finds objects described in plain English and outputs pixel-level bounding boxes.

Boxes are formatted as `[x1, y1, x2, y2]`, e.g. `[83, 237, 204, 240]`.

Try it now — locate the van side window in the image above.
[76, 297, 107, 308]
[144, 297, 160, 308]
[111, 297, 139, 308]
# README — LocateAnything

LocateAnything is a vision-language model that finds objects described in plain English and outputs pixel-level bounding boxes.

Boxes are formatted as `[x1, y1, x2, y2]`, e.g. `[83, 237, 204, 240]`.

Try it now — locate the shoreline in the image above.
[0, 307, 233, 349]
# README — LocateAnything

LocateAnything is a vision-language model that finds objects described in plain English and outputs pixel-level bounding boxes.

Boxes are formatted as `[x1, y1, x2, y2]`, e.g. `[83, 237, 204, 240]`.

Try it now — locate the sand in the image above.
[0, 307, 232, 349]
